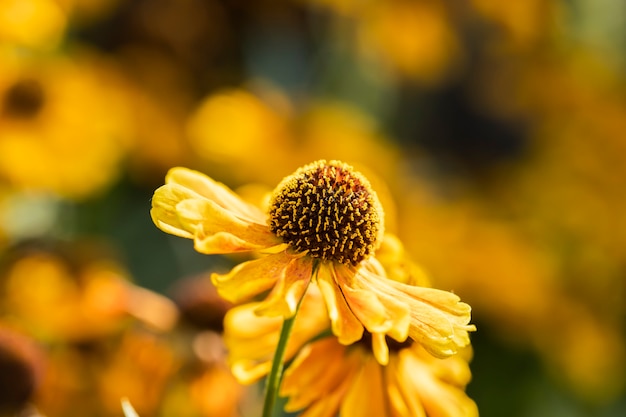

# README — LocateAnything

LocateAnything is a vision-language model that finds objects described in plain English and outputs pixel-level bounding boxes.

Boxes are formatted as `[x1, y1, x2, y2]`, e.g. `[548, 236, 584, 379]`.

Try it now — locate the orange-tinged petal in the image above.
[316, 264, 364, 344]
[398, 348, 479, 417]
[254, 255, 313, 318]
[281, 338, 357, 414]
[165, 167, 266, 224]
[340, 356, 387, 417]
[224, 303, 284, 384]
[211, 252, 292, 303]
[386, 355, 427, 417]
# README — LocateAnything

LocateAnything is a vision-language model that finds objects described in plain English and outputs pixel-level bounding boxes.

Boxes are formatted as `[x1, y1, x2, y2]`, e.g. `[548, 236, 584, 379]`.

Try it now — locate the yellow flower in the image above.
[151, 160, 474, 359]
[0, 0, 67, 50]
[280, 337, 478, 417]
[0, 51, 132, 199]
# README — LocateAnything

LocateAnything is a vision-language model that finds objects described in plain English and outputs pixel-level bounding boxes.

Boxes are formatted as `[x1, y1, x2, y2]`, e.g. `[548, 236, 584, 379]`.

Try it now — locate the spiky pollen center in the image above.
[268, 160, 383, 266]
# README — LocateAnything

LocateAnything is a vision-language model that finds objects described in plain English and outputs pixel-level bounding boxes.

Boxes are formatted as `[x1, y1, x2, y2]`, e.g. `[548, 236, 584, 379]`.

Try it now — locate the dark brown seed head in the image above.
[268, 160, 384, 266]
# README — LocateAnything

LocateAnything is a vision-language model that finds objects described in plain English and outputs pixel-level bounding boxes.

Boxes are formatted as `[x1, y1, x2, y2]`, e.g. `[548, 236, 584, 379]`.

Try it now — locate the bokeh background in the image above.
[1, 0, 626, 416]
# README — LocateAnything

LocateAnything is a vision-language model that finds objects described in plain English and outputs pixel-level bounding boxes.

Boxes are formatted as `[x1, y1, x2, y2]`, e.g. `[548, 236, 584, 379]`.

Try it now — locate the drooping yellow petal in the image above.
[165, 167, 267, 224]
[316, 264, 364, 345]
[356, 259, 475, 359]
[211, 251, 292, 303]
[176, 198, 280, 253]
[254, 255, 313, 318]
[335, 262, 411, 343]
[388, 281, 475, 358]
[340, 285, 395, 333]
[150, 182, 200, 239]
[151, 168, 283, 254]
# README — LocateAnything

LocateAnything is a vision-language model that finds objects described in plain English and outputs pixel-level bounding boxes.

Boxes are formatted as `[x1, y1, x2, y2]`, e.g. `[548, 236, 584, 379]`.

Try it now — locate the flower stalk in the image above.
[261, 314, 297, 417]
[262, 262, 317, 417]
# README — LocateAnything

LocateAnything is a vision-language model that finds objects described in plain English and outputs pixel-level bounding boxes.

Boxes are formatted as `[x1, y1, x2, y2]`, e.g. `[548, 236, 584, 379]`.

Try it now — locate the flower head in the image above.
[151, 160, 474, 359]
[268, 160, 384, 266]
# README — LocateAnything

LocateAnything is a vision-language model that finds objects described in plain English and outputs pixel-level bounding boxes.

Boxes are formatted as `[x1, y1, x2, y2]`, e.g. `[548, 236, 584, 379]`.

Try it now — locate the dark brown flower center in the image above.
[268, 160, 383, 266]
[3, 79, 45, 119]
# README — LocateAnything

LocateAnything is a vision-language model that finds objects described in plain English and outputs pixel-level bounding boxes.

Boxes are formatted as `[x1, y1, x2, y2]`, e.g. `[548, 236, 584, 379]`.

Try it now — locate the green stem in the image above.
[262, 261, 318, 417]
[261, 314, 297, 417]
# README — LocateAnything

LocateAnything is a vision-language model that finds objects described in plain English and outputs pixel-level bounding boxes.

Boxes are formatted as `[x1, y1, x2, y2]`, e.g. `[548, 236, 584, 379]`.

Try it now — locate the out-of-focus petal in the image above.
[281, 338, 358, 416]
[224, 288, 329, 385]
[396, 347, 479, 417]
[340, 355, 387, 417]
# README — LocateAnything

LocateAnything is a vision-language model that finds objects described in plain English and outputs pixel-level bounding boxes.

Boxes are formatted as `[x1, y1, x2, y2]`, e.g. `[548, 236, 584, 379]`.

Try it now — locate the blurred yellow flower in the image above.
[0, 240, 177, 342]
[152, 162, 475, 361]
[357, 0, 462, 85]
[0, 51, 133, 199]
[0, 0, 67, 50]
[281, 338, 477, 417]
[186, 88, 293, 182]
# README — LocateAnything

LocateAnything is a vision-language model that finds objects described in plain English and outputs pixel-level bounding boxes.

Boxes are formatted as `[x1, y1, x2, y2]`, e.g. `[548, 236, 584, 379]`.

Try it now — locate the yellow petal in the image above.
[385, 355, 427, 417]
[356, 261, 475, 359]
[341, 285, 395, 333]
[254, 256, 313, 318]
[165, 167, 266, 224]
[211, 251, 292, 303]
[177, 198, 280, 253]
[392, 283, 475, 358]
[340, 355, 387, 417]
[223, 302, 282, 384]
[281, 339, 355, 414]
[371, 332, 390, 366]
[337, 262, 411, 342]
[316, 264, 363, 344]
[152, 167, 284, 254]
[224, 288, 330, 385]
[150, 183, 199, 238]
[398, 348, 479, 417]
